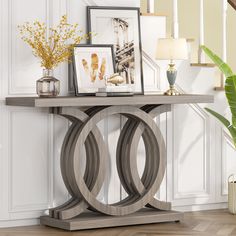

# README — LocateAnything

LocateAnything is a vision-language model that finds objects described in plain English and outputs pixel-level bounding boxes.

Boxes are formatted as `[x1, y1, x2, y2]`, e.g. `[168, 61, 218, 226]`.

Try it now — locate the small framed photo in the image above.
[87, 6, 144, 95]
[72, 44, 115, 95]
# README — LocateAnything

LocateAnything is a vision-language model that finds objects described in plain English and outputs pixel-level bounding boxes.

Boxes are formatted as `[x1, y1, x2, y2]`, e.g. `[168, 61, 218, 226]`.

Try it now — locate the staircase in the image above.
[142, 0, 236, 90]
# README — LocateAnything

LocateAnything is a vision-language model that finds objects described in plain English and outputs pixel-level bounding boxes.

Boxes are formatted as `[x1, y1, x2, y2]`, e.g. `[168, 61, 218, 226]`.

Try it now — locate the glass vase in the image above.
[36, 69, 60, 97]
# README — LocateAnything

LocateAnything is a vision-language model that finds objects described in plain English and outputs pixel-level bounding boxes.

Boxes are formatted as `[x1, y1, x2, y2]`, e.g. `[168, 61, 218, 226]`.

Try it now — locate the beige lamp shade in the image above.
[155, 38, 188, 60]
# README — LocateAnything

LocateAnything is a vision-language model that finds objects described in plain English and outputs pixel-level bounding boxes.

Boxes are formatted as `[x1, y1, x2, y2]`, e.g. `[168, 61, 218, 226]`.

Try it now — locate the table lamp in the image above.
[156, 38, 188, 95]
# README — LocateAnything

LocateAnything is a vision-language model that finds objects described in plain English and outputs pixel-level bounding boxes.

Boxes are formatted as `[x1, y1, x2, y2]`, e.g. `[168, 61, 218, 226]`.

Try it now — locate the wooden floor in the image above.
[1, 209, 236, 236]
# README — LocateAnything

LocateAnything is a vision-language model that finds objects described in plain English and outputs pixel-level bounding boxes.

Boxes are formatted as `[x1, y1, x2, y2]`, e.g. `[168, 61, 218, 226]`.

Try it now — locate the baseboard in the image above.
[0, 218, 39, 228]
[0, 203, 228, 228]
[173, 202, 227, 212]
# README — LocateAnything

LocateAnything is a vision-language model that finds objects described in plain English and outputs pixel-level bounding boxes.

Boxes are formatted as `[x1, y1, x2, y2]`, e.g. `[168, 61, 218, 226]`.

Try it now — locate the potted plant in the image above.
[201, 45, 236, 213]
[18, 15, 89, 97]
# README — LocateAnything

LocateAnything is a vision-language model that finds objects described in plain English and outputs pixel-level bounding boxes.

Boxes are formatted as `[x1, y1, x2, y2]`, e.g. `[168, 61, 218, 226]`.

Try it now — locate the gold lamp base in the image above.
[164, 86, 180, 96]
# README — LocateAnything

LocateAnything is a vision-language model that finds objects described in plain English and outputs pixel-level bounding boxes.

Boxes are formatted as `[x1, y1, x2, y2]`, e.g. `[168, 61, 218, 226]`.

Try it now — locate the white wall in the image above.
[0, 0, 233, 228]
[0, 0, 161, 227]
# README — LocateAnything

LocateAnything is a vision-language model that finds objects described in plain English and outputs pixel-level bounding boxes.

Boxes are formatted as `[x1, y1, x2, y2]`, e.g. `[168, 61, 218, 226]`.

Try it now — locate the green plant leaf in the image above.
[201, 45, 234, 78]
[202, 45, 236, 148]
[225, 75, 236, 127]
[205, 107, 230, 128]
[228, 126, 236, 149]
[205, 107, 236, 148]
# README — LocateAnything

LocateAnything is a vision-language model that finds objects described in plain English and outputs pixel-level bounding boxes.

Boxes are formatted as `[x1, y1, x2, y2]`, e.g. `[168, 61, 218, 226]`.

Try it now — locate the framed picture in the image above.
[72, 44, 115, 95]
[87, 6, 144, 95]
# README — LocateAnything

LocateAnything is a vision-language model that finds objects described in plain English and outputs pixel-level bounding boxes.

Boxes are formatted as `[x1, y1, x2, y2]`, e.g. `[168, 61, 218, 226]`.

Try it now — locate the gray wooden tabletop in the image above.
[5, 94, 214, 107]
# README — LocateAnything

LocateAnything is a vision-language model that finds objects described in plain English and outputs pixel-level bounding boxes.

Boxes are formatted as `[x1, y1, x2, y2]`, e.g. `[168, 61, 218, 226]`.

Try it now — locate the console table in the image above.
[6, 94, 214, 231]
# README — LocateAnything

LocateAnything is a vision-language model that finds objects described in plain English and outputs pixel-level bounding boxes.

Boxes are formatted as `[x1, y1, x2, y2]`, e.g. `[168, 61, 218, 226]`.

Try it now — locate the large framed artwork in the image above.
[87, 7, 144, 95]
[72, 44, 115, 95]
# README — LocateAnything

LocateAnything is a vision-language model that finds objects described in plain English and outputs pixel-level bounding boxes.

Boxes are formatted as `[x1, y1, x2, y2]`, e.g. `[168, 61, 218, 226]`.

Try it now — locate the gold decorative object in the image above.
[81, 54, 106, 83]
[107, 73, 125, 85]
[99, 58, 106, 80]
[91, 53, 99, 82]
[18, 15, 90, 97]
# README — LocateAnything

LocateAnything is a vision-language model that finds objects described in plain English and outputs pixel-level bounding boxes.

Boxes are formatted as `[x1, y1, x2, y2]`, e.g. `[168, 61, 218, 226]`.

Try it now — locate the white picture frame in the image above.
[72, 44, 115, 95]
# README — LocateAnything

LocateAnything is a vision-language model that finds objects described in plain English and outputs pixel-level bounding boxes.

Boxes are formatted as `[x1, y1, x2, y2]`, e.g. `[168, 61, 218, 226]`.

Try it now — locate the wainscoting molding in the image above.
[151, 74, 215, 207]
[7, 108, 53, 214]
[221, 129, 236, 197]
[1, 0, 62, 223]
[173, 104, 210, 200]
[8, 0, 50, 95]
[142, 51, 160, 93]
[0, 0, 3, 99]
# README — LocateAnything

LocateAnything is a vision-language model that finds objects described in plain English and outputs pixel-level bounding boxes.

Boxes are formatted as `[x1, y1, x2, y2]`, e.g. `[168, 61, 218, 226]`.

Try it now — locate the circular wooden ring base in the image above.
[49, 105, 171, 219]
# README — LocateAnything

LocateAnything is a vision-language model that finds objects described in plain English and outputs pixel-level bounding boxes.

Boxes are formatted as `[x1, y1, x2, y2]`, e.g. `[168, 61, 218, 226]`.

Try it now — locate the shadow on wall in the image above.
[177, 60, 228, 114]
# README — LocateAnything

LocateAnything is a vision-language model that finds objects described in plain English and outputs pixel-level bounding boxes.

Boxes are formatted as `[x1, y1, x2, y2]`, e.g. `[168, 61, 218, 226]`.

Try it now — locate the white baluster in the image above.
[221, 0, 228, 87]
[222, 0, 227, 62]
[147, 0, 155, 14]
[172, 0, 179, 38]
[198, 0, 205, 63]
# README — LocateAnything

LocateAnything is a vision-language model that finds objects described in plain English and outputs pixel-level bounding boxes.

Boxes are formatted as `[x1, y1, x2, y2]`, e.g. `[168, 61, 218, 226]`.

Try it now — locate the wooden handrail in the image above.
[228, 0, 236, 10]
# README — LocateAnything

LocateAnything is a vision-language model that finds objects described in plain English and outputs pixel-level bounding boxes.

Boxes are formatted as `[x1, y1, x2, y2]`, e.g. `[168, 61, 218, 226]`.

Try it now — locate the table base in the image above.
[40, 209, 184, 231]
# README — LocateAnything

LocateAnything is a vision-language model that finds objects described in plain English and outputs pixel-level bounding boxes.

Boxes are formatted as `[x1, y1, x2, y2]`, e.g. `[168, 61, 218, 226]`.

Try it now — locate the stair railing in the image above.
[147, 0, 155, 13]
[215, 0, 228, 90]
[199, 0, 205, 63]
[172, 0, 179, 38]
[228, 0, 236, 10]
[147, 0, 230, 90]
[220, 0, 228, 89]
[169, 0, 228, 89]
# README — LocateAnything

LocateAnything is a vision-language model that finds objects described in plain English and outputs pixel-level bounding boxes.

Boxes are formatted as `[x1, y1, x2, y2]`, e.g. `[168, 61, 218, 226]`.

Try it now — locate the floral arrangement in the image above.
[18, 15, 90, 70]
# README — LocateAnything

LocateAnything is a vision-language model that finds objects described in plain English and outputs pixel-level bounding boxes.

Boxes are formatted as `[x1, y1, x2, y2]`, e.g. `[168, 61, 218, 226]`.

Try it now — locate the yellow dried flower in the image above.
[18, 15, 90, 69]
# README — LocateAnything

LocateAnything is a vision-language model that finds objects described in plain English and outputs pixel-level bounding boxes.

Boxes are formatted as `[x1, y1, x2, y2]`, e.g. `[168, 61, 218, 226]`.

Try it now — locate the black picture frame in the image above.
[87, 6, 144, 95]
[72, 44, 116, 96]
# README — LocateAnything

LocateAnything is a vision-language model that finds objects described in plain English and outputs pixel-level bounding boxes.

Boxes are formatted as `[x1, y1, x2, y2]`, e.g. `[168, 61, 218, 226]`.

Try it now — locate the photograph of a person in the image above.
[88, 7, 144, 94]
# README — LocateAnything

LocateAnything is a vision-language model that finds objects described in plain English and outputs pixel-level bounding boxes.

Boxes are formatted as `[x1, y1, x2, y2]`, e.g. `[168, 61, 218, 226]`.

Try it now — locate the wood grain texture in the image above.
[214, 86, 225, 91]
[116, 105, 171, 211]
[5, 94, 214, 107]
[1, 210, 235, 235]
[228, 0, 236, 10]
[41, 209, 183, 231]
[141, 13, 168, 17]
[4, 97, 215, 231]
[68, 106, 168, 216]
[190, 63, 215, 68]
[49, 107, 108, 220]
[47, 105, 173, 226]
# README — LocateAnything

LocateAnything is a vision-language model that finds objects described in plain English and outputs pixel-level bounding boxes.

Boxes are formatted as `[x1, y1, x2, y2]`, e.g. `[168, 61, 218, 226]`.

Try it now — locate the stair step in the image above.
[141, 13, 168, 17]
[190, 63, 215, 68]
[186, 38, 195, 42]
[214, 86, 225, 91]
